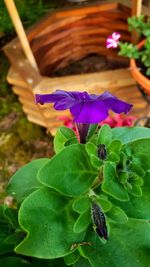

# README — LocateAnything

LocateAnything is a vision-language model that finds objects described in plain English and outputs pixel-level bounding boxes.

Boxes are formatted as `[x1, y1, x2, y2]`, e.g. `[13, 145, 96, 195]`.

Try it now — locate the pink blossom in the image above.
[106, 32, 121, 48]
[100, 114, 136, 128]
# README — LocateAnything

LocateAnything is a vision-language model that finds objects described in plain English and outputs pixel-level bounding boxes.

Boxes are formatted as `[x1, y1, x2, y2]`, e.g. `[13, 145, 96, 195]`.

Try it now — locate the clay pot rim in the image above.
[130, 39, 150, 87]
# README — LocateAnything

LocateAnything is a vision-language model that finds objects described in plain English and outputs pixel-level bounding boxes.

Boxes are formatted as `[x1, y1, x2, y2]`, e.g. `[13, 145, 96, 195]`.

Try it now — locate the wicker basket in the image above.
[4, 1, 149, 135]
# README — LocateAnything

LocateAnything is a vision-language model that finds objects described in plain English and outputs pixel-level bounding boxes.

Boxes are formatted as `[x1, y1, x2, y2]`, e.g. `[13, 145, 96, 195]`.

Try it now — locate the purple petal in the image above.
[54, 91, 90, 110]
[35, 90, 68, 104]
[53, 91, 90, 110]
[70, 101, 108, 123]
[54, 98, 77, 110]
[69, 91, 90, 100]
[35, 89, 132, 124]
[35, 90, 78, 109]
[99, 92, 133, 114]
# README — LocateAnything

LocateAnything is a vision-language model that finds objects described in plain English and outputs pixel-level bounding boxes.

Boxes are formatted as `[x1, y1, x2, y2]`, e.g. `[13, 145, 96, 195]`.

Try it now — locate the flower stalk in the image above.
[75, 123, 90, 144]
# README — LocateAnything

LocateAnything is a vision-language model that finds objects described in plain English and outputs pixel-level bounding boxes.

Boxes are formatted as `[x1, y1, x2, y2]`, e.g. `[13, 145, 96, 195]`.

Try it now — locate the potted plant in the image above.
[0, 90, 150, 267]
[106, 15, 150, 96]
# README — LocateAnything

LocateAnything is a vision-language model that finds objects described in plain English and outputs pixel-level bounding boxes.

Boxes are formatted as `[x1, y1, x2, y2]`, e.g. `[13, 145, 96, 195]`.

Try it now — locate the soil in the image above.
[52, 54, 128, 77]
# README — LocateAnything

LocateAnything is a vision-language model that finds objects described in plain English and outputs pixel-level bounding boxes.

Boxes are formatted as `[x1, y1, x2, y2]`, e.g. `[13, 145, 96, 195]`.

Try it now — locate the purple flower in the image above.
[106, 32, 121, 48]
[35, 90, 132, 124]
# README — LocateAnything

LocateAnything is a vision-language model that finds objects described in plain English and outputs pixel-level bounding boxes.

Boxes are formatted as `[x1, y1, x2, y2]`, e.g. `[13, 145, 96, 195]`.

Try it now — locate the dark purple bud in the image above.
[97, 144, 107, 160]
[91, 202, 108, 240]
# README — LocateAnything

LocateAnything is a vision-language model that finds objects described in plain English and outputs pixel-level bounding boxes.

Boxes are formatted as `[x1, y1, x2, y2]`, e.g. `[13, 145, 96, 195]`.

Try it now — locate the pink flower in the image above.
[100, 114, 136, 128]
[106, 32, 121, 48]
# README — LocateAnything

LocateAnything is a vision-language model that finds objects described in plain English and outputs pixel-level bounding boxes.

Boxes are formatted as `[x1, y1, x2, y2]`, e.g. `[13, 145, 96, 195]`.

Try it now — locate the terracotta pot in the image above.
[130, 39, 150, 95]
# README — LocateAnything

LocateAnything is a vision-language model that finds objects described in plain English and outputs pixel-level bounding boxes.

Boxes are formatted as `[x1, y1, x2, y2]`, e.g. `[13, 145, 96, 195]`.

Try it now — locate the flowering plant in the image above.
[0, 90, 150, 267]
[106, 16, 150, 76]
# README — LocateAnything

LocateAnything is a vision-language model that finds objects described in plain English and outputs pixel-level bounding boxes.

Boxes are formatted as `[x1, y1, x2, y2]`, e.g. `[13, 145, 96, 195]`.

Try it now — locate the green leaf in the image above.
[65, 137, 78, 146]
[119, 42, 139, 58]
[15, 188, 86, 258]
[54, 126, 77, 154]
[0, 226, 14, 255]
[125, 138, 150, 170]
[0, 257, 30, 267]
[129, 162, 145, 177]
[133, 176, 143, 187]
[3, 206, 18, 228]
[119, 151, 128, 169]
[5, 231, 23, 246]
[38, 144, 98, 197]
[31, 258, 67, 267]
[82, 219, 150, 267]
[97, 125, 112, 146]
[7, 158, 49, 202]
[90, 155, 102, 169]
[131, 184, 142, 197]
[95, 196, 112, 212]
[85, 142, 97, 156]
[64, 250, 80, 265]
[107, 152, 120, 163]
[112, 127, 150, 144]
[85, 142, 102, 168]
[0, 237, 12, 256]
[73, 209, 91, 233]
[107, 205, 128, 224]
[113, 172, 150, 220]
[118, 171, 128, 184]
[86, 124, 98, 141]
[102, 162, 129, 201]
[0, 206, 18, 254]
[72, 196, 91, 214]
[146, 67, 150, 76]
[108, 140, 122, 154]
[74, 257, 92, 267]
[0, 206, 8, 224]
[127, 15, 144, 33]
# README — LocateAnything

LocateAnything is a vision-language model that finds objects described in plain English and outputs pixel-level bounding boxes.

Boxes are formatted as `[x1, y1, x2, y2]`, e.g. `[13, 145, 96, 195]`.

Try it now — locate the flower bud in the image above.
[91, 202, 108, 240]
[97, 144, 107, 160]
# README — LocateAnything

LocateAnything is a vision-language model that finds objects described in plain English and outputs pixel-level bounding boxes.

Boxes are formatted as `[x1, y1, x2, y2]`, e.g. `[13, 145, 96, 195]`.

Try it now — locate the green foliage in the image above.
[81, 219, 150, 267]
[1, 126, 150, 266]
[7, 158, 49, 202]
[0, 0, 58, 34]
[15, 188, 86, 258]
[0, 257, 30, 267]
[0, 204, 23, 256]
[64, 250, 80, 265]
[119, 42, 140, 58]
[127, 15, 150, 37]
[102, 162, 129, 201]
[97, 124, 112, 145]
[118, 15, 150, 76]
[54, 126, 78, 153]
[72, 196, 91, 214]
[112, 126, 150, 144]
[38, 144, 98, 197]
